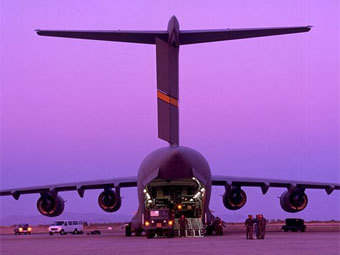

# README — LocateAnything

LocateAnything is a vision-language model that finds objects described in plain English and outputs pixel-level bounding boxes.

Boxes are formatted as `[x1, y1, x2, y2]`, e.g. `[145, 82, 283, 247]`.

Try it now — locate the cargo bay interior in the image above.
[144, 177, 205, 235]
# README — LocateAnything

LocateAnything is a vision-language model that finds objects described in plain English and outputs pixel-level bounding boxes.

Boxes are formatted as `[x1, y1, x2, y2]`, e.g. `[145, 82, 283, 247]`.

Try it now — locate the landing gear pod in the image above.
[37, 192, 64, 217]
[98, 189, 121, 212]
[222, 186, 247, 210]
[280, 189, 308, 213]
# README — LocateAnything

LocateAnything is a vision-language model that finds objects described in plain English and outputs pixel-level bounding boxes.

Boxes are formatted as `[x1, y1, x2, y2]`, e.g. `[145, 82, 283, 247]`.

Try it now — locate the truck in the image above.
[14, 224, 32, 235]
[281, 218, 306, 232]
[143, 208, 175, 238]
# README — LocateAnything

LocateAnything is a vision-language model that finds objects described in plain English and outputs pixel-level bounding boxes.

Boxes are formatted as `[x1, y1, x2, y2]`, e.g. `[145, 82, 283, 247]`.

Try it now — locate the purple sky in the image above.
[1, 0, 339, 221]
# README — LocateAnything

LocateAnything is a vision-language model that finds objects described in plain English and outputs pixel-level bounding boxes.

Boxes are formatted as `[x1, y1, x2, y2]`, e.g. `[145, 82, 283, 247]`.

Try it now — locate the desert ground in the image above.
[0, 222, 339, 255]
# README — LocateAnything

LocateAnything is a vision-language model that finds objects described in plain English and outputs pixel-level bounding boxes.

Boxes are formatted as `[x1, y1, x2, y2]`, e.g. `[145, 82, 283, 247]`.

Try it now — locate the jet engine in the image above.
[222, 186, 247, 210]
[280, 188, 308, 213]
[37, 192, 65, 217]
[98, 189, 121, 212]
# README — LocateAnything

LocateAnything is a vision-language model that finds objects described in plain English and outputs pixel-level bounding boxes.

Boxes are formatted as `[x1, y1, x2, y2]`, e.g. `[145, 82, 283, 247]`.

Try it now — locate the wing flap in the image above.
[179, 26, 312, 45]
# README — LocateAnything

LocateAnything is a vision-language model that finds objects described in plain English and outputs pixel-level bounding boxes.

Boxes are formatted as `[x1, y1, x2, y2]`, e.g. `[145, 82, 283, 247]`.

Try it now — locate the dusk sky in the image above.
[1, 0, 339, 222]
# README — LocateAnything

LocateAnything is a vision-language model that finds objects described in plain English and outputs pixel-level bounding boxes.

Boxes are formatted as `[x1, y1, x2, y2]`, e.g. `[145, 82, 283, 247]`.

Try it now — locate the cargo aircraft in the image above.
[1, 16, 339, 235]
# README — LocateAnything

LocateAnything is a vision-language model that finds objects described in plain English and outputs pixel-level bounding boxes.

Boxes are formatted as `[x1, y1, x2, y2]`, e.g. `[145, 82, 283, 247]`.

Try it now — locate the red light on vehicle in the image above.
[168, 220, 173, 225]
[177, 204, 182, 210]
[145, 221, 150, 226]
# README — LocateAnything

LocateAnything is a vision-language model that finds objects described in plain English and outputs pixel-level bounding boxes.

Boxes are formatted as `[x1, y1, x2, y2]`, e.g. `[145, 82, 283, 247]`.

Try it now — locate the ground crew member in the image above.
[178, 214, 188, 237]
[213, 217, 224, 235]
[245, 215, 254, 239]
[259, 214, 267, 239]
[254, 214, 260, 239]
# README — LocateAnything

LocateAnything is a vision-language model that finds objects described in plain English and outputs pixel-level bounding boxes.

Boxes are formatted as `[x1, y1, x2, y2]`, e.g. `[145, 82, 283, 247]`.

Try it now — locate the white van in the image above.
[48, 220, 84, 235]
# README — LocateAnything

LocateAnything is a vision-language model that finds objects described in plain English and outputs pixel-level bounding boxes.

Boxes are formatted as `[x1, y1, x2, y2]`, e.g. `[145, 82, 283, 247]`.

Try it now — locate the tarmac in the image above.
[1, 232, 340, 255]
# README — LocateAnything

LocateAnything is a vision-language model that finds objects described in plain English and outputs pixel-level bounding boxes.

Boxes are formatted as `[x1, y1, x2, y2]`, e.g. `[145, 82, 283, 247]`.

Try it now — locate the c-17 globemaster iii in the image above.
[1, 16, 339, 238]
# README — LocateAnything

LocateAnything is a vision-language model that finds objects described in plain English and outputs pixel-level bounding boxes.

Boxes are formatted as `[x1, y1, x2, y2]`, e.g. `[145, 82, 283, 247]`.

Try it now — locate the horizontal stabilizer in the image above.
[179, 26, 312, 45]
[36, 26, 311, 46]
[36, 30, 168, 44]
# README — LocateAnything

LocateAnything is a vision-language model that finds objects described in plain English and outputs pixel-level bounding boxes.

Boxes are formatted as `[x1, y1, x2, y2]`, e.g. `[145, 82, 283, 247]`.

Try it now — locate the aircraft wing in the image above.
[179, 26, 312, 45]
[212, 175, 340, 195]
[0, 177, 137, 200]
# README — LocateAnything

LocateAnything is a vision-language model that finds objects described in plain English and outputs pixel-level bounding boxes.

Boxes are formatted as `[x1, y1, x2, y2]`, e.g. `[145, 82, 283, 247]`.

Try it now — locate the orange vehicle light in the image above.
[145, 221, 150, 226]
[19, 228, 23, 232]
[177, 204, 182, 210]
[168, 220, 173, 225]
[28, 227, 32, 231]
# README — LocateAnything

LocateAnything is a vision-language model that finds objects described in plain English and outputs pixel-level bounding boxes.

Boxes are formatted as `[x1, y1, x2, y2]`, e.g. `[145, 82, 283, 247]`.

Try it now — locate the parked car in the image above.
[14, 224, 32, 235]
[281, 218, 306, 232]
[87, 230, 101, 235]
[48, 220, 84, 235]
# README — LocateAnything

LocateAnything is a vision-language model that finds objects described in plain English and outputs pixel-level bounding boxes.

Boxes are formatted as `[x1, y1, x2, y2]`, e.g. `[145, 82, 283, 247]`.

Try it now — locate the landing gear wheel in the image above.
[146, 231, 154, 239]
[205, 225, 213, 236]
[167, 230, 174, 238]
[125, 225, 132, 237]
[135, 228, 143, 237]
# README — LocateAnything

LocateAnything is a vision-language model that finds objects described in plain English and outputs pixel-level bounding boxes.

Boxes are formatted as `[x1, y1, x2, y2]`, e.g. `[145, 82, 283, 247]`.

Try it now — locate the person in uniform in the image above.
[254, 214, 260, 239]
[245, 215, 254, 239]
[258, 214, 267, 239]
[213, 217, 225, 235]
[178, 214, 188, 237]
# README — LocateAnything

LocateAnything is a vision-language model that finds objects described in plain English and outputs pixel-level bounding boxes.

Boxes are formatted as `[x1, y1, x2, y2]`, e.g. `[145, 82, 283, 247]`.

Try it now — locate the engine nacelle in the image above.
[37, 192, 64, 217]
[98, 189, 121, 212]
[280, 189, 308, 213]
[222, 186, 247, 210]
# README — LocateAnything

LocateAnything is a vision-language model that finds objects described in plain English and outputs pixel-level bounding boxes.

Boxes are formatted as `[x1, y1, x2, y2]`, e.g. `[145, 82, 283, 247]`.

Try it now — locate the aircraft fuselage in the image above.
[131, 145, 214, 230]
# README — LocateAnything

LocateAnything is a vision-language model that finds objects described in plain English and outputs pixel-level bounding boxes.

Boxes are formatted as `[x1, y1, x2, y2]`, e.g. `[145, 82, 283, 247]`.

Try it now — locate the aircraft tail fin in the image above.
[36, 22, 311, 146]
[156, 38, 179, 145]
